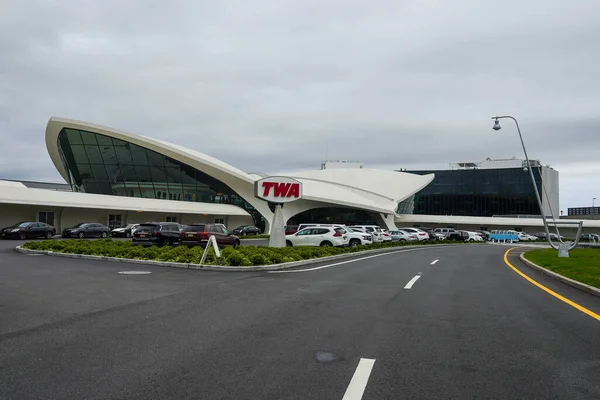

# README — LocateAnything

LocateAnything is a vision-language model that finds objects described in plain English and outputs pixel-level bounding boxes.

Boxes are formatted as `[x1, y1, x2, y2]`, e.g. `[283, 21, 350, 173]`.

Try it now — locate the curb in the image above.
[519, 253, 600, 298]
[15, 243, 465, 272]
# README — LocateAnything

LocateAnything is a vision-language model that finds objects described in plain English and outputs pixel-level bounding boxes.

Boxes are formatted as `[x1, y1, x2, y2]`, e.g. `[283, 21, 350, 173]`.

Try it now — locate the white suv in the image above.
[348, 225, 385, 243]
[285, 226, 349, 247]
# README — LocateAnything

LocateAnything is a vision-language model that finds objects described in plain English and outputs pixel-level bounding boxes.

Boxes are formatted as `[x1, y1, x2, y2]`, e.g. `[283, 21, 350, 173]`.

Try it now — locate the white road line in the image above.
[268, 247, 437, 274]
[342, 358, 376, 400]
[430, 259, 439, 265]
[404, 274, 421, 289]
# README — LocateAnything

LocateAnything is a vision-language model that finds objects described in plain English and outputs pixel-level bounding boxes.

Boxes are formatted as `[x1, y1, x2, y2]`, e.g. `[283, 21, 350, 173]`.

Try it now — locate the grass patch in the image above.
[20, 238, 481, 267]
[523, 248, 600, 289]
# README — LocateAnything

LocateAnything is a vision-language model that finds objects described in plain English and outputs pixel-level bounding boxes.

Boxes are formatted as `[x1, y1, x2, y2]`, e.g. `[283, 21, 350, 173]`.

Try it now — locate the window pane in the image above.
[114, 145, 133, 166]
[164, 167, 181, 183]
[91, 164, 109, 181]
[126, 182, 143, 197]
[65, 129, 82, 144]
[99, 145, 117, 164]
[70, 145, 89, 164]
[74, 164, 94, 181]
[131, 145, 149, 165]
[112, 182, 128, 196]
[119, 165, 137, 182]
[138, 181, 156, 198]
[163, 156, 180, 169]
[134, 165, 152, 182]
[96, 182, 113, 194]
[82, 179, 99, 193]
[111, 137, 128, 146]
[96, 134, 113, 146]
[103, 163, 122, 182]
[80, 130, 98, 145]
[150, 166, 167, 184]
[146, 150, 165, 167]
[85, 145, 103, 164]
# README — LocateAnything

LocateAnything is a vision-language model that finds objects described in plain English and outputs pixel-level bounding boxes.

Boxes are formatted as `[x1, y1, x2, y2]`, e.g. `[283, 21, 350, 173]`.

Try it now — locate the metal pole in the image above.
[492, 116, 558, 250]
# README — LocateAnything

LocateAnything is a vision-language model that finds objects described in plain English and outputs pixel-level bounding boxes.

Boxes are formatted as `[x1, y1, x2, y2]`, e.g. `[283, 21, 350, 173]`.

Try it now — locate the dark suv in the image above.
[132, 222, 181, 246]
[179, 223, 240, 248]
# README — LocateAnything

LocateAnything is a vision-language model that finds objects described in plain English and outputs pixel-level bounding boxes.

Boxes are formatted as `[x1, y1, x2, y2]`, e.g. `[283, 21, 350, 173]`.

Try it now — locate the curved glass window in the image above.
[57, 128, 259, 223]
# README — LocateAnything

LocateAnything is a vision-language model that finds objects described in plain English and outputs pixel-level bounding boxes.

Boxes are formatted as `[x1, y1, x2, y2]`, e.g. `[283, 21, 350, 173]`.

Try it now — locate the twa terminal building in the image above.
[0, 118, 434, 233]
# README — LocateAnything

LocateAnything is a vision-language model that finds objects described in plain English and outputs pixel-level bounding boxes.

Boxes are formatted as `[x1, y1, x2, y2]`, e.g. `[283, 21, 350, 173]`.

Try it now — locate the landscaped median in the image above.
[522, 248, 600, 293]
[239, 234, 270, 240]
[18, 239, 481, 269]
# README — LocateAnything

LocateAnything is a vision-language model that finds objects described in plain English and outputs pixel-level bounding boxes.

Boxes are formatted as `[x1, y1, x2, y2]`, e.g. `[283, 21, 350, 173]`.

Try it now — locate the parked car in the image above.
[1, 221, 56, 240]
[285, 226, 349, 247]
[433, 227, 456, 239]
[285, 225, 299, 235]
[489, 230, 520, 242]
[132, 222, 182, 246]
[179, 223, 241, 248]
[420, 227, 445, 240]
[447, 230, 470, 241]
[111, 224, 139, 238]
[62, 222, 111, 238]
[232, 225, 262, 236]
[388, 230, 418, 242]
[338, 226, 372, 246]
[581, 233, 600, 242]
[535, 232, 564, 240]
[380, 230, 393, 242]
[347, 225, 385, 243]
[518, 232, 538, 241]
[476, 230, 491, 240]
[397, 227, 430, 241]
[465, 231, 484, 241]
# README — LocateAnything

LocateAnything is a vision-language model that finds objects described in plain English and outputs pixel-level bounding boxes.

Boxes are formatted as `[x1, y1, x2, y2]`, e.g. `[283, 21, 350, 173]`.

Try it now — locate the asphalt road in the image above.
[1, 240, 599, 399]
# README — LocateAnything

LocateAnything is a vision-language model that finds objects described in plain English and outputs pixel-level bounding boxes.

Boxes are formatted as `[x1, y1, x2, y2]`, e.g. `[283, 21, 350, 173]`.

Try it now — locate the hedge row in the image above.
[20, 239, 481, 267]
[239, 234, 270, 240]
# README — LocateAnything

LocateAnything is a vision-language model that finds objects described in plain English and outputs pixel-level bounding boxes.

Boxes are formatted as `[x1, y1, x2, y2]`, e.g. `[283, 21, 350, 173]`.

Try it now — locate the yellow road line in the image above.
[503, 248, 600, 322]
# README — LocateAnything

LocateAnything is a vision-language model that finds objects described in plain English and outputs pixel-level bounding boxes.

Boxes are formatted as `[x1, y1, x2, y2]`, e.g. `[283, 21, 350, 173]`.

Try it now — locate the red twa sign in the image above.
[254, 176, 303, 203]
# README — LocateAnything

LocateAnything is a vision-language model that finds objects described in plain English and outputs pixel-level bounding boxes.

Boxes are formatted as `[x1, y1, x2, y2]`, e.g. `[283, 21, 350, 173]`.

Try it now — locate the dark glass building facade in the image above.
[400, 168, 543, 217]
[56, 128, 263, 226]
[287, 207, 377, 226]
[568, 207, 600, 216]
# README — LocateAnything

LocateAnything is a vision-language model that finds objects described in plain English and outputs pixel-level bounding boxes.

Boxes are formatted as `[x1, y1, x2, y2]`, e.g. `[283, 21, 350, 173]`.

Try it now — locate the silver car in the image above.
[388, 230, 418, 242]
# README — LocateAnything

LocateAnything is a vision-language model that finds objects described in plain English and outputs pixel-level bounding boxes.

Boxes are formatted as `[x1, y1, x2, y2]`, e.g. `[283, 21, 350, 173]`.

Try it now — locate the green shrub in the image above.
[249, 253, 269, 266]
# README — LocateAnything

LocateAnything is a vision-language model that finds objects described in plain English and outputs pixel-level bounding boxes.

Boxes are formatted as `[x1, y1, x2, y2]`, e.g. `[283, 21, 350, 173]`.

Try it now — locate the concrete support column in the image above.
[268, 204, 286, 247]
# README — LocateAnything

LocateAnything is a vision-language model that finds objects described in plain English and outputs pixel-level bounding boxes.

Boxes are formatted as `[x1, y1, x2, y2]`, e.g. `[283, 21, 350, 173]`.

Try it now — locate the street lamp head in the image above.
[492, 118, 501, 131]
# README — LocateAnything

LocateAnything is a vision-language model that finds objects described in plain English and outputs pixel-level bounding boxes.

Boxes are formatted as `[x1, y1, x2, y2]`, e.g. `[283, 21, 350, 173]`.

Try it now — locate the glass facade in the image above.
[400, 168, 543, 216]
[568, 207, 600, 216]
[287, 207, 377, 226]
[57, 128, 263, 227]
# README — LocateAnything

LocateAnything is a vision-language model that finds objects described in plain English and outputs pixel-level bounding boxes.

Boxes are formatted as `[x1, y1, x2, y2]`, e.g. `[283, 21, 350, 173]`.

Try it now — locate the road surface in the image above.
[1, 240, 599, 399]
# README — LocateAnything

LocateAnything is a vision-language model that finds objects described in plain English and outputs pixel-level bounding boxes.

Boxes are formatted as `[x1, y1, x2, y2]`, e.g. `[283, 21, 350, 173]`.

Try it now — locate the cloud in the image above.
[1, 0, 599, 211]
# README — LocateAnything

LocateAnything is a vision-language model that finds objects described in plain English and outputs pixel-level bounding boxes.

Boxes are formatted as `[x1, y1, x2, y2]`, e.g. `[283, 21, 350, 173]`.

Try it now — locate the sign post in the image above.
[200, 235, 221, 264]
[254, 176, 303, 248]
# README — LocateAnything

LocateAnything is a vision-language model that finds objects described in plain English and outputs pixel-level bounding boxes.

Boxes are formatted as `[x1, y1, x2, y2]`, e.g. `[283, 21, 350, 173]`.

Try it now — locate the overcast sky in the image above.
[1, 0, 599, 211]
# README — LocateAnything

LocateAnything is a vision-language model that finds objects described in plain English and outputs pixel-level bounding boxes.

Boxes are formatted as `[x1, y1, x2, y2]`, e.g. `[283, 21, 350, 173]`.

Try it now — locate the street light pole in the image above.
[491, 116, 581, 256]
[594, 197, 596, 208]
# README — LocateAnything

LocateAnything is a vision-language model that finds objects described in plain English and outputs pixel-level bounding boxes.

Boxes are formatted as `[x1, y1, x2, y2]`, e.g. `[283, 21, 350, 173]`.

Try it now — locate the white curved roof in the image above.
[283, 168, 433, 210]
[45, 117, 433, 219]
